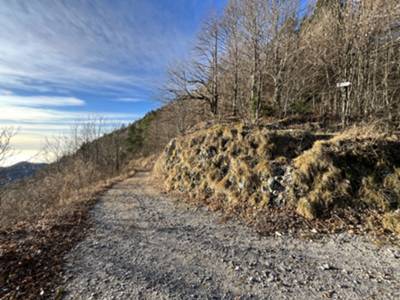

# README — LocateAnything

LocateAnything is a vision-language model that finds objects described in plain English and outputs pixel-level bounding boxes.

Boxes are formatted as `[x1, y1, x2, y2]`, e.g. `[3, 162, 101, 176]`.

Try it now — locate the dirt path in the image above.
[62, 172, 400, 300]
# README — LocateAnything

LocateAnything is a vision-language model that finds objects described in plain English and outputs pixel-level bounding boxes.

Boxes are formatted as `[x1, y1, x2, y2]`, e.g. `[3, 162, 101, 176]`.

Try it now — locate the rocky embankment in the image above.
[155, 123, 400, 235]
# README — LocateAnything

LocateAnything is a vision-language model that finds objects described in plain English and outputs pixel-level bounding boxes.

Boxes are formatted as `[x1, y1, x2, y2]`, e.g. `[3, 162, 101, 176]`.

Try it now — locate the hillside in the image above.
[0, 162, 47, 186]
[3, 118, 400, 299]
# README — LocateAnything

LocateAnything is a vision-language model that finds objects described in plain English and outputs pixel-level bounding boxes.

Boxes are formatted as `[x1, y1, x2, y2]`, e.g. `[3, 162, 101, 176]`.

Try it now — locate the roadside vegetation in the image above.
[155, 123, 400, 236]
[2, 0, 399, 234]
[0, 120, 136, 298]
[166, 0, 400, 128]
[155, 0, 400, 236]
[0, 119, 126, 229]
[2, 0, 400, 298]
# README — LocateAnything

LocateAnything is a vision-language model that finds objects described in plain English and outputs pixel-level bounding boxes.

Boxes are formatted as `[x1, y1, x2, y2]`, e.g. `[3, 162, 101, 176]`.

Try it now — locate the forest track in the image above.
[62, 172, 400, 299]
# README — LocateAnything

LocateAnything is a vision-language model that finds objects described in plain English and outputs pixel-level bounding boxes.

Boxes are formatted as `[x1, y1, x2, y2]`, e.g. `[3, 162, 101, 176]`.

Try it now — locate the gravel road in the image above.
[62, 172, 400, 300]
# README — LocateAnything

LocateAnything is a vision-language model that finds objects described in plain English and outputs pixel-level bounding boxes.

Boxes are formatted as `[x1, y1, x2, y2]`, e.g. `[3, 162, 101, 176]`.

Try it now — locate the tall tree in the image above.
[242, 0, 266, 121]
[222, 0, 243, 116]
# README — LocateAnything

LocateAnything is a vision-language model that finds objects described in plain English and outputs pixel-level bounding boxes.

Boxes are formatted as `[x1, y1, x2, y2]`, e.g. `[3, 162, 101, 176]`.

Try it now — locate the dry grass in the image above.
[125, 153, 158, 172]
[0, 157, 139, 230]
[292, 131, 400, 221]
[1, 201, 94, 300]
[154, 122, 326, 220]
[155, 122, 400, 235]
[0, 162, 138, 299]
[382, 211, 400, 235]
[331, 122, 398, 142]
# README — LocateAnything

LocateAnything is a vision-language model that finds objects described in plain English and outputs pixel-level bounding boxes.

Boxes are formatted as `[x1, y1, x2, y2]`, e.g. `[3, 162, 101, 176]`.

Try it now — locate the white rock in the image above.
[320, 263, 332, 270]
[266, 274, 276, 282]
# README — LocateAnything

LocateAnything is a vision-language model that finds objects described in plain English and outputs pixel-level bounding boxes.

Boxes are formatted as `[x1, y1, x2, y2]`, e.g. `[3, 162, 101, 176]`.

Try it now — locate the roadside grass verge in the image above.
[0, 170, 135, 299]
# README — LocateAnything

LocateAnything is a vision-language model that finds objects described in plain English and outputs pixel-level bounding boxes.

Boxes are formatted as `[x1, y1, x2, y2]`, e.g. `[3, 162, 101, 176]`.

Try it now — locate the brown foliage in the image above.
[0, 202, 93, 299]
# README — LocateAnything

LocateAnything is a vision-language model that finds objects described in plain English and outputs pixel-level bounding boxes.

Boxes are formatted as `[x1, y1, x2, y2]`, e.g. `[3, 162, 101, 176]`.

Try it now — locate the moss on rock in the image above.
[154, 123, 326, 216]
[154, 123, 400, 235]
[291, 136, 400, 221]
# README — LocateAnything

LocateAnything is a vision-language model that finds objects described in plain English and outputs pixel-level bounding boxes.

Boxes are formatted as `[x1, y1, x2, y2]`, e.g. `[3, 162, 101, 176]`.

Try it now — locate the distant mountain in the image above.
[0, 162, 48, 186]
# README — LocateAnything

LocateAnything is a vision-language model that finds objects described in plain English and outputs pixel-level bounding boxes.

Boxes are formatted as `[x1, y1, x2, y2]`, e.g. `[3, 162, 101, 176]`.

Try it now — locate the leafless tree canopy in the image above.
[166, 0, 400, 127]
[0, 117, 129, 228]
[42, 117, 125, 174]
[0, 127, 17, 165]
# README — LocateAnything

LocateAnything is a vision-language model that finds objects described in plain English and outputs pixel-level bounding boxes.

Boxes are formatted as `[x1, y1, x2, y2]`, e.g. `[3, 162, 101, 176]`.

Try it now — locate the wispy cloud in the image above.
[0, 0, 212, 96]
[0, 94, 85, 107]
[0, 0, 220, 165]
[0, 95, 139, 124]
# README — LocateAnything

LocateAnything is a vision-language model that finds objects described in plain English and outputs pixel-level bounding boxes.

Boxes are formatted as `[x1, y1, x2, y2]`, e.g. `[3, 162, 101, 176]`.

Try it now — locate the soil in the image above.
[0, 201, 95, 300]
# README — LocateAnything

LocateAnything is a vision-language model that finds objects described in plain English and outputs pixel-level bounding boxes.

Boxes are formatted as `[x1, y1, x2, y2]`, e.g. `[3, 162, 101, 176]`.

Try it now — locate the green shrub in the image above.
[126, 110, 157, 154]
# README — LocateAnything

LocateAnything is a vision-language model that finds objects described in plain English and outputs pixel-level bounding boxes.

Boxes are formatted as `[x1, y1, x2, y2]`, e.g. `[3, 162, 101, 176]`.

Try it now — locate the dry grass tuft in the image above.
[155, 122, 400, 235]
[382, 211, 400, 235]
[291, 131, 400, 223]
[154, 122, 327, 222]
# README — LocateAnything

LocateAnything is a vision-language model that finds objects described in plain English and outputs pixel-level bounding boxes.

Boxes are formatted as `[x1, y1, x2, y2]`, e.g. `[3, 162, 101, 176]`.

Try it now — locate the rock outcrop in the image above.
[155, 123, 400, 234]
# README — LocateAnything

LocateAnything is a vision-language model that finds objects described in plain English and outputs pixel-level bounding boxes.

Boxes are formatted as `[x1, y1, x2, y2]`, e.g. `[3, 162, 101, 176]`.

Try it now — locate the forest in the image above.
[166, 0, 400, 128]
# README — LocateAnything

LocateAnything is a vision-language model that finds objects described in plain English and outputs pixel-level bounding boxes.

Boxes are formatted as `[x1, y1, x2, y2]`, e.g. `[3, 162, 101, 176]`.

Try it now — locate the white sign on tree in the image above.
[336, 81, 351, 88]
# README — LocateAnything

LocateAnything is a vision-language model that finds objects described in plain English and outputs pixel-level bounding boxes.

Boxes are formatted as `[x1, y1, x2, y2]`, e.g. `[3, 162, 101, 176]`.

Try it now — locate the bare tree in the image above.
[262, 0, 299, 116]
[165, 0, 400, 127]
[165, 13, 225, 117]
[0, 127, 17, 166]
[241, 0, 268, 121]
[301, 0, 400, 126]
[222, 0, 244, 117]
[42, 116, 124, 175]
[190, 13, 225, 115]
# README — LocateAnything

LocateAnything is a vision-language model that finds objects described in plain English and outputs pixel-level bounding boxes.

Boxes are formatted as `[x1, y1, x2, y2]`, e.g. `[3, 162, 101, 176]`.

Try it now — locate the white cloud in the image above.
[0, 94, 141, 166]
[0, 105, 137, 123]
[0, 94, 85, 107]
[0, 0, 206, 95]
[0, 93, 138, 123]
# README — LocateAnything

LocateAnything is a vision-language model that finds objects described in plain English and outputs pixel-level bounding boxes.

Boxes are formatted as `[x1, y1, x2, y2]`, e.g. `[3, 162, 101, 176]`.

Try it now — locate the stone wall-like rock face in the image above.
[154, 123, 328, 214]
[291, 136, 400, 222]
[154, 123, 400, 234]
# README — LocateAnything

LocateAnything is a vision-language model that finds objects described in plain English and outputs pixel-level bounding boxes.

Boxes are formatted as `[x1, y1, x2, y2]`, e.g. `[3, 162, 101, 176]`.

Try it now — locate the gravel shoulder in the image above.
[62, 172, 400, 300]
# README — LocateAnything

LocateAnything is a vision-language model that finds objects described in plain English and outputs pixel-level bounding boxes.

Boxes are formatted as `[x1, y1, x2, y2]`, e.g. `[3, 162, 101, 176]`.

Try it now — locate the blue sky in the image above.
[0, 0, 227, 165]
[0, 0, 311, 165]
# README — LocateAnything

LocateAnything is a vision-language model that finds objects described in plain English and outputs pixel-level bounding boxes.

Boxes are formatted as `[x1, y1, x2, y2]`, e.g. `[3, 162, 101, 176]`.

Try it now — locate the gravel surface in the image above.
[62, 172, 400, 299]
